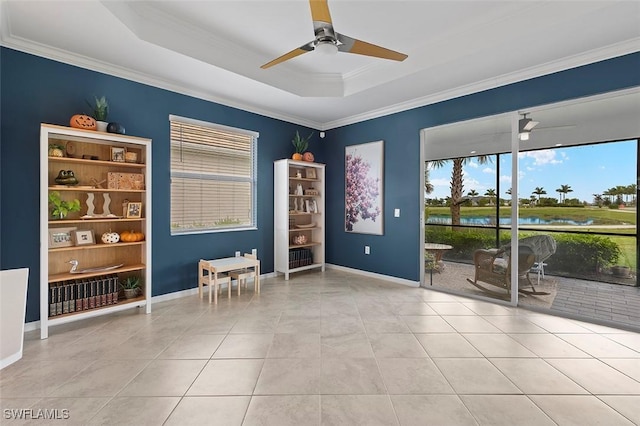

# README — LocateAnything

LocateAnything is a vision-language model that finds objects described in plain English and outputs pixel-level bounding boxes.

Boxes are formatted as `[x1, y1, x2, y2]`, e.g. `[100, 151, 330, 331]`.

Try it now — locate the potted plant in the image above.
[611, 253, 632, 278]
[291, 130, 313, 161]
[48, 191, 81, 219]
[86, 96, 109, 131]
[120, 276, 141, 299]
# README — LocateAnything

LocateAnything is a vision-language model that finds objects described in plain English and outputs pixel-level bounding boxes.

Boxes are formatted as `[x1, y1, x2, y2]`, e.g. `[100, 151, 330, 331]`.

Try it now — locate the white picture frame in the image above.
[345, 140, 384, 235]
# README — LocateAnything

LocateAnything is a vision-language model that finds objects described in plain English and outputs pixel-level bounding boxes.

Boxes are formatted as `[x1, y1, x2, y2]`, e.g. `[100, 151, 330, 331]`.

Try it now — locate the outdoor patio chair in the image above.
[467, 244, 550, 296]
[517, 235, 557, 284]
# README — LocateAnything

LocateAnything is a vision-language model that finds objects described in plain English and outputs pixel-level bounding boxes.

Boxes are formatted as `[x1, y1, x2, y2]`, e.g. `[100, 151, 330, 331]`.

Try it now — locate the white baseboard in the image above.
[325, 264, 420, 288]
[24, 321, 39, 333]
[24, 272, 278, 333]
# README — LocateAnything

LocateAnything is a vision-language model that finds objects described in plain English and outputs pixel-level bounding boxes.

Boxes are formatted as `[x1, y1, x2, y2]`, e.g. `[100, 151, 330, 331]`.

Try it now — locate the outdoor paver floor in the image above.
[427, 262, 640, 331]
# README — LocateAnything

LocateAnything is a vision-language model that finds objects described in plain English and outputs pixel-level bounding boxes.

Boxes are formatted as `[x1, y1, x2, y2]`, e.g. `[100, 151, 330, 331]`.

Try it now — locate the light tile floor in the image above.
[1, 269, 640, 425]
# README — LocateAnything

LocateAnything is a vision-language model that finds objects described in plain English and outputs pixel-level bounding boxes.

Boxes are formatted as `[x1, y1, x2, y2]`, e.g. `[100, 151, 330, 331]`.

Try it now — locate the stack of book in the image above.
[289, 248, 313, 269]
[49, 274, 120, 317]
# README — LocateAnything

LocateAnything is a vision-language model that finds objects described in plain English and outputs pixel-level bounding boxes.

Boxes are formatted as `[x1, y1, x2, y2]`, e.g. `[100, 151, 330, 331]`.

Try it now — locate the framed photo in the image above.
[73, 229, 95, 246]
[126, 202, 142, 218]
[305, 168, 317, 179]
[111, 146, 125, 162]
[48, 227, 77, 248]
[345, 140, 384, 235]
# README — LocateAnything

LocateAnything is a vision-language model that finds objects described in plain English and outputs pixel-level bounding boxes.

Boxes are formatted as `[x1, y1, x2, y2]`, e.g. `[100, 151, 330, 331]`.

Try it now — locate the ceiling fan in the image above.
[477, 113, 575, 142]
[261, 0, 408, 69]
[518, 113, 577, 141]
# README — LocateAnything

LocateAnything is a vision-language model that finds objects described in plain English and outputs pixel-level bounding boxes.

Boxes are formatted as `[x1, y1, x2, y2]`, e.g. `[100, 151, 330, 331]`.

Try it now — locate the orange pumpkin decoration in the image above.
[302, 152, 315, 162]
[70, 114, 97, 130]
[292, 153, 303, 161]
[120, 230, 145, 242]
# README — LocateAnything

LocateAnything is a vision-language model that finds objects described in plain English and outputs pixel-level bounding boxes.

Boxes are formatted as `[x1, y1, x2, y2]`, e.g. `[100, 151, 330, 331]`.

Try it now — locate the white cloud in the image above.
[500, 175, 511, 183]
[482, 167, 495, 174]
[526, 166, 536, 171]
[431, 178, 450, 187]
[520, 149, 562, 165]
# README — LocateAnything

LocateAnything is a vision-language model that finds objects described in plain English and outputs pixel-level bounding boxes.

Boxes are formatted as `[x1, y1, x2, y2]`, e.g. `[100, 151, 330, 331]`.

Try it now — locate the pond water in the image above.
[426, 215, 594, 226]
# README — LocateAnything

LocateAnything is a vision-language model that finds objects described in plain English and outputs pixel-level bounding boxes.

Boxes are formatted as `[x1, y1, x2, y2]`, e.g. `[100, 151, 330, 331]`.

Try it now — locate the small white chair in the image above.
[198, 259, 231, 303]
[229, 253, 258, 296]
[531, 262, 547, 284]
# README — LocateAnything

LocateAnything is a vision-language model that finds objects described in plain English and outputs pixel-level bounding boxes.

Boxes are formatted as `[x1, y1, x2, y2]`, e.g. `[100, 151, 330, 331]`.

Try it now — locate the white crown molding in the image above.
[322, 38, 640, 130]
[0, 35, 324, 130]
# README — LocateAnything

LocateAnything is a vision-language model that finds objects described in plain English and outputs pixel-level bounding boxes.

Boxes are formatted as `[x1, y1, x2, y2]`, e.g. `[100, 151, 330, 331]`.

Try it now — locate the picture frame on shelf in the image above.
[111, 146, 125, 162]
[305, 168, 317, 179]
[73, 229, 95, 246]
[126, 202, 142, 218]
[48, 227, 77, 248]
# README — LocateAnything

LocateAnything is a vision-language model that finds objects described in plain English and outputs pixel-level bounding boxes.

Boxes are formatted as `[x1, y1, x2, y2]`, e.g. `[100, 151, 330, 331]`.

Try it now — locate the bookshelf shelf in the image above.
[40, 124, 152, 339]
[47, 296, 147, 327]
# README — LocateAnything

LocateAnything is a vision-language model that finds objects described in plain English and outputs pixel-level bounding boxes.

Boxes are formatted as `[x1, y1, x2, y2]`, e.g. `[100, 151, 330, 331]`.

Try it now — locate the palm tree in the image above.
[627, 183, 637, 205]
[532, 187, 546, 203]
[556, 184, 573, 203]
[603, 188, 614, 203]
[467, 189, 479, 197]
[424, 167, 434, 195]
[429, 156, 491, 227]
[593, 193, 603, 207]
[484, 188, 497, 205]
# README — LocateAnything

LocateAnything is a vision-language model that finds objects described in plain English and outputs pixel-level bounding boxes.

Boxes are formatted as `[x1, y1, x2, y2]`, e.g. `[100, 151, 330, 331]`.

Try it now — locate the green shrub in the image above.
[426, 227, 622, 276]
[426, 227, 502, 261]
[550, 233, 621, 274]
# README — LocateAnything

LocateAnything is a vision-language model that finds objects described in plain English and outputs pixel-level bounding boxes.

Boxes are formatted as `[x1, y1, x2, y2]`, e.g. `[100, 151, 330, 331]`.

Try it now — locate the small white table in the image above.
[198, 257, 260, 304]
[424, 243, 453, 286]
[425, 243, 453, 267]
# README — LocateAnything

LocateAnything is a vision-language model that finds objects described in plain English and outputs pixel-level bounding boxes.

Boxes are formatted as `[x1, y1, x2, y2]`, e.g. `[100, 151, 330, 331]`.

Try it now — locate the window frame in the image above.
[169, 114, 259, 235]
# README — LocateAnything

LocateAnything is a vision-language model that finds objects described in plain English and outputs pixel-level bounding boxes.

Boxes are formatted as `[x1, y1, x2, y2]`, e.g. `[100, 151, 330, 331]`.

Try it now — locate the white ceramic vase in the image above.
[96, 121, 108, 132]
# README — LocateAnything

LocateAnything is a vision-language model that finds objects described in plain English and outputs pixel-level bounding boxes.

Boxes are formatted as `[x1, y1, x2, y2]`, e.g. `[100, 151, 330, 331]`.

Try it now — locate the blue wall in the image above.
[2, 46, 639, 324]
[324, 52, 640, 281]
[0, 47, 319, 322]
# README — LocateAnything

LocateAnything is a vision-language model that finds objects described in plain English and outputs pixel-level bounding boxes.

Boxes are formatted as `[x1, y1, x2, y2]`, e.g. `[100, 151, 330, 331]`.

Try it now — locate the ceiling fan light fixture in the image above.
[518, 114, 539, 140]
[315, 40, 338, 55]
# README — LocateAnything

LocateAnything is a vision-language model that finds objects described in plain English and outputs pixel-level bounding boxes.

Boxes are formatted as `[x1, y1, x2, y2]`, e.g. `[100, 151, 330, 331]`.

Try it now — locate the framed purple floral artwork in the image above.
[345, 140, 384, 234]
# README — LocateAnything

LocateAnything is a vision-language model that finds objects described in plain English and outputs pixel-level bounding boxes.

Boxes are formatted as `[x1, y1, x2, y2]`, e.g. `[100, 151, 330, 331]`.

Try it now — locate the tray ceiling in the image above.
[1, 1, 639, 129]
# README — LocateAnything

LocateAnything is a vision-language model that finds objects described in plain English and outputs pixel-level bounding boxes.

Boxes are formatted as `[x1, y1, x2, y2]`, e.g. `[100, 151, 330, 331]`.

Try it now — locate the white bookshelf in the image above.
[274, 159, 325, 279]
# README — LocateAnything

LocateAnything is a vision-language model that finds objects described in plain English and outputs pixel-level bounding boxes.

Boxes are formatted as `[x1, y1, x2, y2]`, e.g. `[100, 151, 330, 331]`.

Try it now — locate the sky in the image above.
[427, 140, 637, 203]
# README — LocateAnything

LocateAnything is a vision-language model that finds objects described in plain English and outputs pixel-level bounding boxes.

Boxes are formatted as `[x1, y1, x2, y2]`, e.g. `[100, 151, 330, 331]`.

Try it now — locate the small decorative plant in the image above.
[48, 191, 81, 219]
[86, 95, 109, 121]
[120, 276, 141, 299]
[121, 275, 140, 290]
[291, 130, 313, 160]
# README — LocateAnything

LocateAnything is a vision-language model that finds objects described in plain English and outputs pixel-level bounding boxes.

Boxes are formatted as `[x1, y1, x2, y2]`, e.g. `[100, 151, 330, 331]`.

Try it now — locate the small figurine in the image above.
[90, 178, 106, 189]
[55, 170, 78, 186]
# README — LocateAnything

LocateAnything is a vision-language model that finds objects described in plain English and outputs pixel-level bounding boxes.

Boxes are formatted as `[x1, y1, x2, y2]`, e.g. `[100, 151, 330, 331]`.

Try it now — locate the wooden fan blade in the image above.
[261, 44, 314, 69]
[337, 33, 407, 61]
[309, 0, 332, 24]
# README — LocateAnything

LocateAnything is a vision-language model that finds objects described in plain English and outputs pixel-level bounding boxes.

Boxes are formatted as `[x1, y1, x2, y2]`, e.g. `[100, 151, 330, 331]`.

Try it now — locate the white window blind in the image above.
[170, 115, 258, 234]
